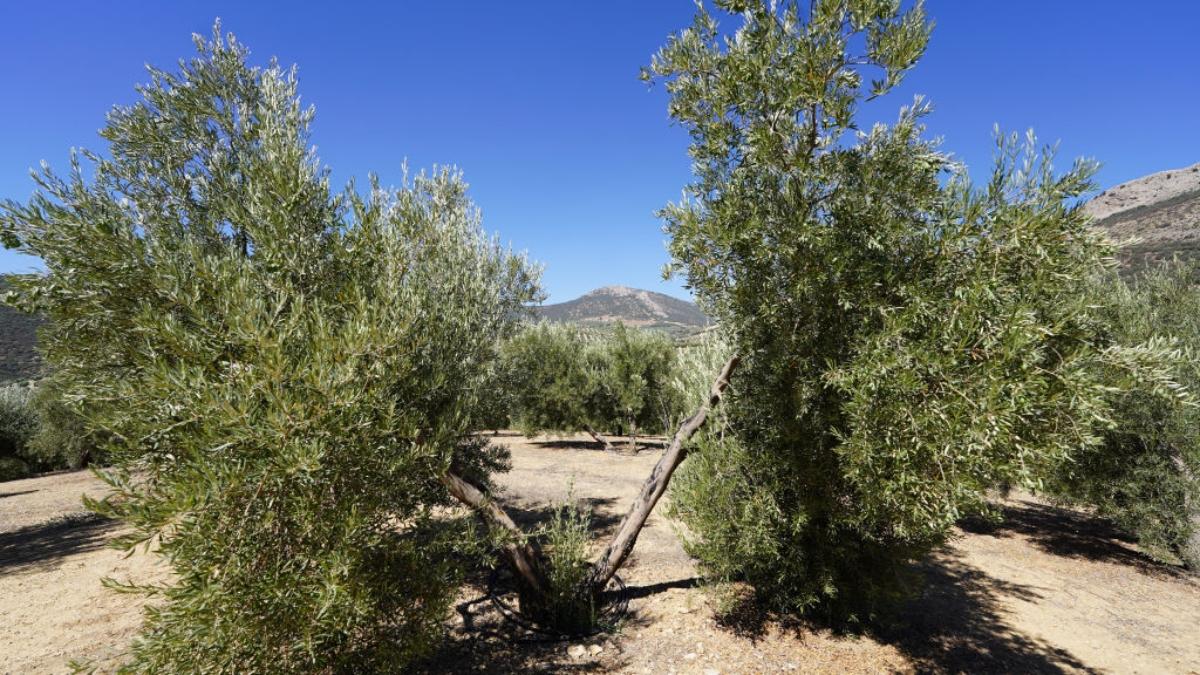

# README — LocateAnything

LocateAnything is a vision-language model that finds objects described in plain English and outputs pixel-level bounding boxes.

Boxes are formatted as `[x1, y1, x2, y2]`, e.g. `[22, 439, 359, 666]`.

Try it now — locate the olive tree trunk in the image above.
[440, 472, 546, 595]
[445, 354, 741, 601]
[583, 425, 616, 452]
[585, 355, 739, 591]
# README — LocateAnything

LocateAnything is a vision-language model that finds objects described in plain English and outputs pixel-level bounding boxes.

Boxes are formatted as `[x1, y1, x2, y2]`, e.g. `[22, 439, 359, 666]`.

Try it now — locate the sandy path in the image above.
[0, 472, 166, 674]
[2, 434, 1199, 674]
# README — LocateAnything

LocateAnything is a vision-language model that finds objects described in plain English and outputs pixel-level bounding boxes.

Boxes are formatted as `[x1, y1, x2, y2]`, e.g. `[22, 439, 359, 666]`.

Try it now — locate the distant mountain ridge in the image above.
[535, 285, 710, 337]
[1085, 162, 1200, 273]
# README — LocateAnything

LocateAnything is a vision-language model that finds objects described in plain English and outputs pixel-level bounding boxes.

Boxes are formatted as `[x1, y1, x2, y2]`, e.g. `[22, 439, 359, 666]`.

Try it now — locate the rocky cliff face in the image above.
[1085, 163, 1200, 273]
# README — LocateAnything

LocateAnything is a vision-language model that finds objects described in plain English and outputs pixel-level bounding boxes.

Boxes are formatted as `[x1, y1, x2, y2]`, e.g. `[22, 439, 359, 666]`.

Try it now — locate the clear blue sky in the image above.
[2, 2, 1198, 302]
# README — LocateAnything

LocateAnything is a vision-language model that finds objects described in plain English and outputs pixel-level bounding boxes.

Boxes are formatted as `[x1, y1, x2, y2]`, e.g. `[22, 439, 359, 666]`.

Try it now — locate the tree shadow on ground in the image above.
[416, 572, 634, 674]
[960, 499, 1189, 580]
[499, 496, 623, 536]
[528, 439, 666, 455]
[479, 430, 526, 440]
[0, 489, 38, 499]
[873, 551, 1092, 673]
[424, 503, 694, 673]
[714, 549, 1091, 674]
[0, 513, 116, 574]
[529, 439, 617, 453]
[622, 576, 701, 601]
[421, 573, 700, 673]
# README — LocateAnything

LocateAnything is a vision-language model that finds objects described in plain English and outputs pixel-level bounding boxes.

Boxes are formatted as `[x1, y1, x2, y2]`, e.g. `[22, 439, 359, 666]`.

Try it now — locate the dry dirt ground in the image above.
[2, 433, 1199, 674]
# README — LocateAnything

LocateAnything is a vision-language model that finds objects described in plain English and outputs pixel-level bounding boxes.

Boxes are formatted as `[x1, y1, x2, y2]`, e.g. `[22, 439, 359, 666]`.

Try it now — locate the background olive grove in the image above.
[502, 321, 682, 451]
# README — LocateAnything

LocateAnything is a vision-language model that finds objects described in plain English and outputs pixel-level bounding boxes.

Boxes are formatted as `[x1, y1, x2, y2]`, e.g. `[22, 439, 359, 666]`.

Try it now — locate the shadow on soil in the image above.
[417, 587, 631, 674]
[960, 499, 1189, 580]
[529, 439, 665, 455]
[418, 570, 634, 674]
[714, 549, 1091, 674]
[622, 576, 701, 601]
[500, 496, 624, 535]
[878, 551, 1092, 674]
[425, 495, 1186, 672]
[0, 489, 38, 500]
[420, 499, 694, 674]
[419, 578, 698, 674]
[0, 513, 116, 574]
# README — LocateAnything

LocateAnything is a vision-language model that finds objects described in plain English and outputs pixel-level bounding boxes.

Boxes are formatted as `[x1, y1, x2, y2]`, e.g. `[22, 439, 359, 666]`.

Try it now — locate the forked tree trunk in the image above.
[440, 472, 546, 595]
[584, 425, 616, 452]
[587, 355, 740, 592]
[445, 354, 741, 602]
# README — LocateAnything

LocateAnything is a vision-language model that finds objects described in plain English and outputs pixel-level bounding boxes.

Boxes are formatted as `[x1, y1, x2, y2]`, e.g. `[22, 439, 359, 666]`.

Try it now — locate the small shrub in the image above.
[0, 456, 31, 482]
[521, 493, 597, 634]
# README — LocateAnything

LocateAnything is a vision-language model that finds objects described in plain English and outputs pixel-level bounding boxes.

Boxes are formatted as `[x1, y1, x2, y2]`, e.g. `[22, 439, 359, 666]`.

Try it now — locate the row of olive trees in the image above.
[1047, 263, 1200, 568]
[500, 321, 683, 451]
[0, 379, 103, 480]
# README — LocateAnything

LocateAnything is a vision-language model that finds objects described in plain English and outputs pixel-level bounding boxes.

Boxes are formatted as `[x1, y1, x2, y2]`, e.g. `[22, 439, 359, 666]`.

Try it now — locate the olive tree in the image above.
[645, 0, 1186, 619]
[1048, 263, 1200, 568]
[503, 321, 682, 452]
[503, 322, 616, 449]
[1, 27, 537, 671]
[592, 322, 682, 450]
[437, 1, 1188, 625]
[0, 382, 38, 480]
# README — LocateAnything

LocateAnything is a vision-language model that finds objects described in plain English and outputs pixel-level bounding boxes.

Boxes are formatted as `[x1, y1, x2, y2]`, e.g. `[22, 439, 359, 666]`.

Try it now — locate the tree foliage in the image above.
[1048, 262, 1200, 568]
[0, 379, 103, 475]
[599, 322, 682, 442]
[504, 322, 599, 438]
[1, 26, 537, 671]
[652, 0, 1182, 619]
[24, 377, 108, 470]
[503, 322, 681, 447]
[0, 383, 37, 480]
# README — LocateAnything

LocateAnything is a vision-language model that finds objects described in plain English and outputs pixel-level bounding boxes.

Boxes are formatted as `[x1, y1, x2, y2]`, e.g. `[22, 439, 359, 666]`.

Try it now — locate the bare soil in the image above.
[2, 434, 1199, 674]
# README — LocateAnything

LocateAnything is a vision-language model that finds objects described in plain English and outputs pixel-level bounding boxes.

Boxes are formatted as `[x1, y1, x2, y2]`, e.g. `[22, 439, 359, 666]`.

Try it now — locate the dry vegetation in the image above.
[3, 434, 1198, 674]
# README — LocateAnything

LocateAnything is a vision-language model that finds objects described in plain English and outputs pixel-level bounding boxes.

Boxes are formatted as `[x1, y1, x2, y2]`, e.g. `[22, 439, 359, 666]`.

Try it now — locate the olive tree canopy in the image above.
[1, 26, 538, 671]
[650, 0, 1187, 618]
